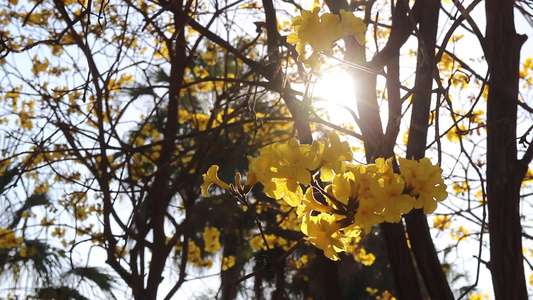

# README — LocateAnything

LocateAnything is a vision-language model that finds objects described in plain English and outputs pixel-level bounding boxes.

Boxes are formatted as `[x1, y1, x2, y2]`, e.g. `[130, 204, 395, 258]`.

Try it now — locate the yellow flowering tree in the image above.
[1, 0, 533, 299]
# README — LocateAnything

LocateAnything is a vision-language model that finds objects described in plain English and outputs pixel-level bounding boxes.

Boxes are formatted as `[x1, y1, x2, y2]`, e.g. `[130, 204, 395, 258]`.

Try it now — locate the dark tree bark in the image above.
[404, 0, 454, 298]
[272, 248, 289, 300]
[317, 250, 342, 300]
[221, 228, 241, 300]
[485, 0, 528, 298]
[144, 3, 191, 298]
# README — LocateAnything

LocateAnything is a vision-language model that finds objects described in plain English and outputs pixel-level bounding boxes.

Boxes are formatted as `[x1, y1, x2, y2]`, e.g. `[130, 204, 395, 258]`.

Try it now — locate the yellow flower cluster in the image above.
[277, 208, 301, 231]
[289, 254, 311, 269]
[0, 228, 23, 248]
[287, 8, 366, 69]
[202, 133, 448, 260]
[469, 293, 490, 300]
[187, 241, 213, 268]
[520, 57, 533, 87]
[20, 244, 37, 258]
[353, 248, 375, 266]
[202, 226, 221, 253]
[398, 157, 448, 214]
[248, 132, 352, 207]
[450, 226, 469, 241]
[221, 255, 236, 271]
[366, 288, 397, 300]
[249, 233, 289, 251]
[433, 215, 452, 230]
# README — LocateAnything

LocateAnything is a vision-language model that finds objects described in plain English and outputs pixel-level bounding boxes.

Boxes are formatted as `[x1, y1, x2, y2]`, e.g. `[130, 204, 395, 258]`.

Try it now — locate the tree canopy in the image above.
[0, 0, 533, 299]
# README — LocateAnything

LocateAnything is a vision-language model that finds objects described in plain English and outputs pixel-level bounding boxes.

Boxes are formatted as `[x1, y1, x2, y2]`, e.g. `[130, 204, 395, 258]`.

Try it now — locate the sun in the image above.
[312, 68, 358, 125]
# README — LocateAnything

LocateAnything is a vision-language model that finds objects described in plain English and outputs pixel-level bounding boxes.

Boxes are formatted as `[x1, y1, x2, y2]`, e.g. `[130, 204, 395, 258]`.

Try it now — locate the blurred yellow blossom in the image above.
[0, 229, 23, 248]
[433, 215, 452, 230]
[451, 226, 469, 241]
[203, 227, 221, 253]
[469, 293, 490, 300]
[221, 256, 236, 271]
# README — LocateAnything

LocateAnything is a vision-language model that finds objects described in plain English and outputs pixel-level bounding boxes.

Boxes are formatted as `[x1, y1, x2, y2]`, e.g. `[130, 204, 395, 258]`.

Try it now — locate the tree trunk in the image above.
[485, 0, 527, 298]
[317, 250, 341, 300]
[221, 228, 240, 300]
[404, 0, 454, 298]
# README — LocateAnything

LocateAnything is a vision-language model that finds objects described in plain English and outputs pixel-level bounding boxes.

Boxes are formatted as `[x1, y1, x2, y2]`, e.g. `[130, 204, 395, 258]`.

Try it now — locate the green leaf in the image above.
[66, 267, 115, 294]
[0, 167, 18, 195]
[9, 192, 50, 228]
[35, 286, 89, 300]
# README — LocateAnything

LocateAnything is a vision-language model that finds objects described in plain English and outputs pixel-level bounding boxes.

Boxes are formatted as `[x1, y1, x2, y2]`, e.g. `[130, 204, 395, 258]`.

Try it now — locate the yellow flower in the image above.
[286, 9, 366, 69]
[452, 181, 469, 195]
[341, 223, 362, 238]
[370, 174, 415, 223]
[354, 248, 375, 266]
[249, 235, 264, 250]
[249, 234, 288, 250]
[470, 293, 490, 300]
[287, 8, 344, 69]
[319, 132, 353, 181]
[0, 229, 23, 248]
[353, 197, 385, 234]
[202, 227, 221, 253]
[399, 158, 448, 214]
[371, 157, 395, 183]
[267, 178, 304, 207]
[187, 241, 211, 267]
[301, 213, 345, 260]
[248, 154, 276, 188]
[31, 56, 49, 75]
[451, 226, 469, 241]
[19, 244, 37, 258]
[376, 290, 396, 300]
[178, 109, 192, 123]
[204, 259, 213, 268]
[366, 287, 378, 296]
[52, 227, 66, 238]
[346, 164, 374, 199]
[201, 165, 230, 196]
[339, 9, 366, 45]
[274, 139, 320, 185]
[291, 254, 310, 269]
[221, 256, 236, 271]
[41, 217, 55, 226]
[288, 8, 343, 54]
[187, 243, 200, 264]
[249, 138, 320, 206]
[277, 210, 302, 231]
[189, 113, 214, 131]
[245, 171, 258, 186]
[446, 124, 468, 142]
[433, 215, 452, 230]
[300, 187, 333, 216]
[330, 171, 358, 205]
